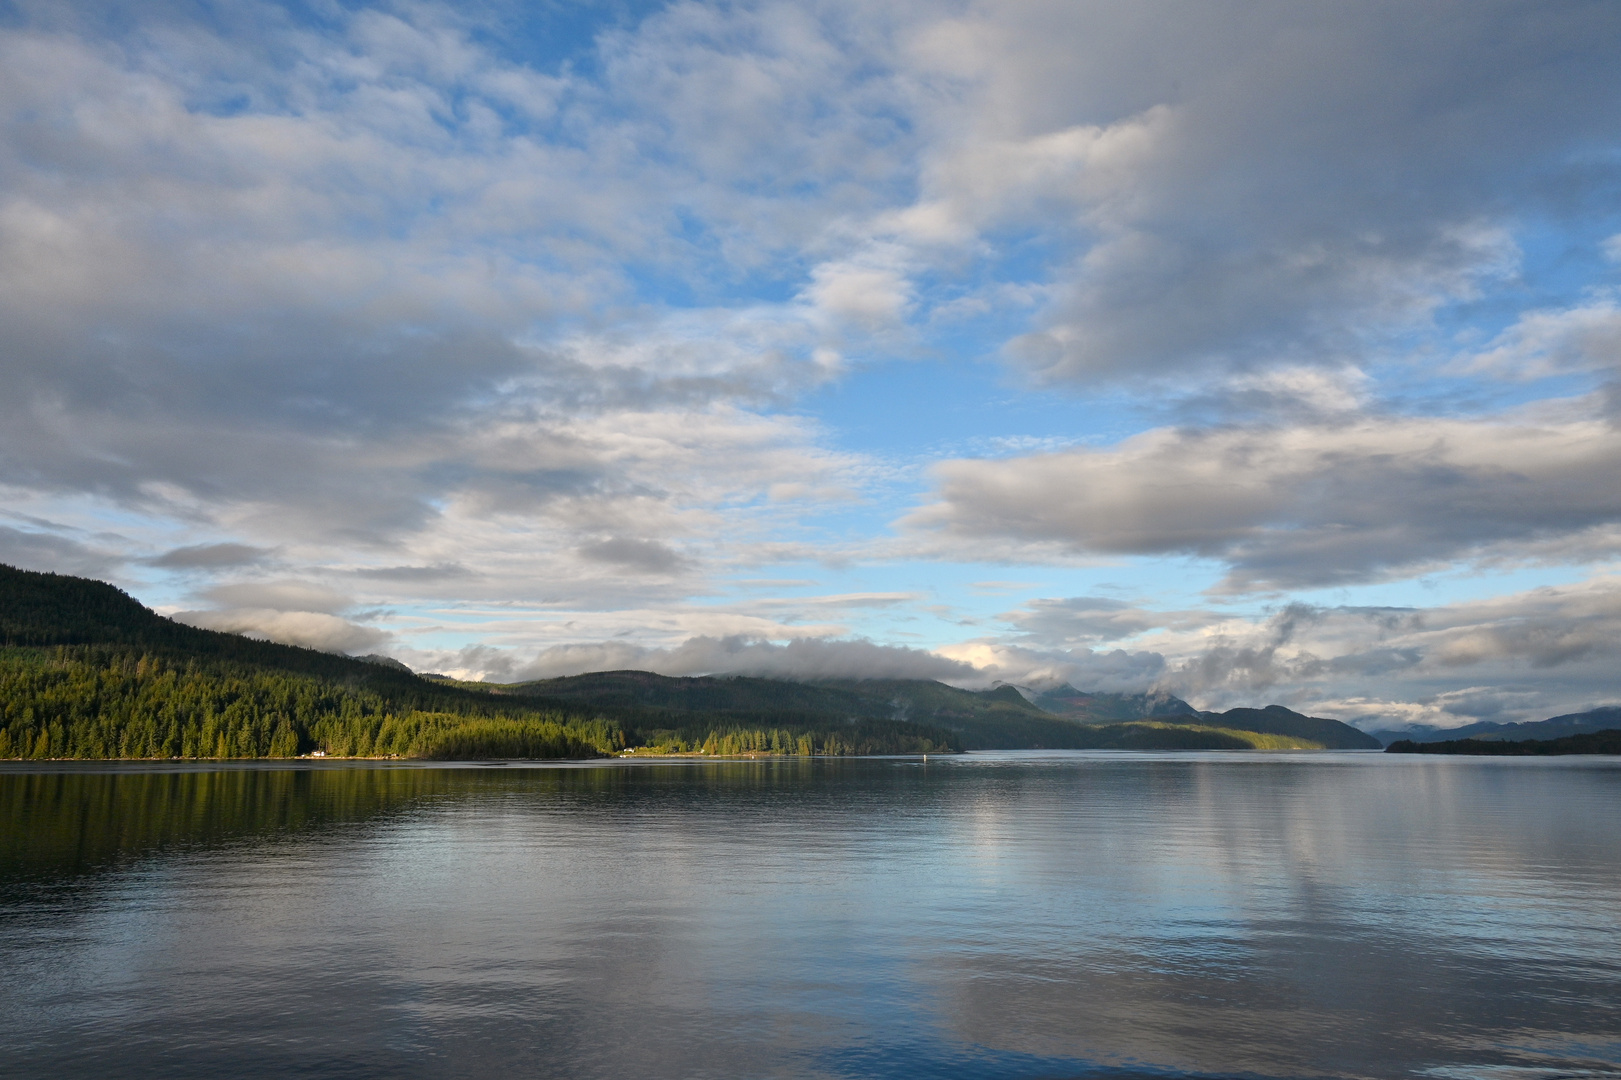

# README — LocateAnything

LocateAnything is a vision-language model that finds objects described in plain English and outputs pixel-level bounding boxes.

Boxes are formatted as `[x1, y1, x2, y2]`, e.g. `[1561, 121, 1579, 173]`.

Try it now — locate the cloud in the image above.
[1463, 297, 1621, 380]
[907, 410, 1621, 591]
[203, 581, 354, 614]
[911, 574, 1621, 730]
[902, 1, 1620, 383]
[1040, 578, 1621, 728]
[172, 608, 391, 655]
[577, 537, 692, 574]
[1002, 595, 1219, 644]
[934, 640, 1169, 695]
[147, 542, 271, 569]
[507, 634, 977, 684]
[0, 524, 121, 579]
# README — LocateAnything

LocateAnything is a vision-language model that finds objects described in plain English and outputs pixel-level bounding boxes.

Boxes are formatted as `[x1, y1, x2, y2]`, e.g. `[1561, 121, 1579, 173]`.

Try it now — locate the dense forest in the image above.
[0, 565, 954, 759]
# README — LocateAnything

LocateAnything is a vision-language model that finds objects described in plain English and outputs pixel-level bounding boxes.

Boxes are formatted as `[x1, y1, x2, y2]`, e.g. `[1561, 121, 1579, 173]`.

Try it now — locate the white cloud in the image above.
[173, 608, 391, 655]
[1463, 297, 1621, 380]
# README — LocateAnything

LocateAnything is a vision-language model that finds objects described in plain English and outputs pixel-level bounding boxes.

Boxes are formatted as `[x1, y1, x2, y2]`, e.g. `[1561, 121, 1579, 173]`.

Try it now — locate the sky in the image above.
[4, 0, 1621, 732]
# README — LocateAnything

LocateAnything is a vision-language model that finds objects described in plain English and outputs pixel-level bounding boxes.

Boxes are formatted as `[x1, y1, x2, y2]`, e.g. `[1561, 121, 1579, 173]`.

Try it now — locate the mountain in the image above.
[501, 672, 1070, 749]
[1369, 706, 1621, 747]
[1029, 685, 1199, 721]
[1022, 684, 1378, 749]
[505, 672, 1378, 750]
[1385, 729, 1621, 756]
[1194, 706, 1381, 750]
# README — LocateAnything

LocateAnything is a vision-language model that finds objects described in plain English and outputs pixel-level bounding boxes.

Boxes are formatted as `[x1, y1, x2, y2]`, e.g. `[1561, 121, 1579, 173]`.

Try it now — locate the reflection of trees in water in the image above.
[1, 768, 459, 878]
[0, 760, 850, 879]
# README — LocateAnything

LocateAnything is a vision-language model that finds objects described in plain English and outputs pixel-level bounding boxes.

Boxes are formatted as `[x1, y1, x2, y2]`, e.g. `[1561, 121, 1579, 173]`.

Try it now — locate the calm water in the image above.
[2, 752, 1619, 1080]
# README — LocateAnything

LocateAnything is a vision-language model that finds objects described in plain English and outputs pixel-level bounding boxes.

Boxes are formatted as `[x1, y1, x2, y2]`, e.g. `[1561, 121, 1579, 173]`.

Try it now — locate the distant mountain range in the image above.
[1367, 708, 1621, 747]
[498, 672, 1382, 750]
[1386, 728, 1621, 756]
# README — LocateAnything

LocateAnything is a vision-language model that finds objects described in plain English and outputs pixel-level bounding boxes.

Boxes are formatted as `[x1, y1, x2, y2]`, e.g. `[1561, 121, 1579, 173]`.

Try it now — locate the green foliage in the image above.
[0, 646, 624, 760]
[408, 716, 618, 760]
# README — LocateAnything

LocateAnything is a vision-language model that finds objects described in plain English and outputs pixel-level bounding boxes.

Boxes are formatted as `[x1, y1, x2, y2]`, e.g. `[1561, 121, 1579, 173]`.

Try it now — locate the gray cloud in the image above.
[508, 635, 978, 684]
[1003, 595, 1219, 645]
[202, 581, 354, 614]
[936, 640, 1170, 695]
[577, 537, 692, 575]
[0, 524, 121, 579]
[351, 563, 473, 582]
[941, 575, 1621, 731]
[148, 543, 271, 569]
[909, 412, 1621, 591]
[931, 1, 1621, 383]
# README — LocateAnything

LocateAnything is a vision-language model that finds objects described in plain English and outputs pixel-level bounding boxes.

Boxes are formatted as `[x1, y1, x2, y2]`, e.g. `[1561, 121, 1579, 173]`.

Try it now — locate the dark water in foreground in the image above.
[2, 752, 1619, 1080]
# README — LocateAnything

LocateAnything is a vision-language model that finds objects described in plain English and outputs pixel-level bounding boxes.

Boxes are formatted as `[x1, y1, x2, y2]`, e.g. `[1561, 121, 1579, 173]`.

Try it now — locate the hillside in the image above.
[1385, 729, 1621, 755]
[0, 565, 949, 759]
[1030, 685, 1199, 721]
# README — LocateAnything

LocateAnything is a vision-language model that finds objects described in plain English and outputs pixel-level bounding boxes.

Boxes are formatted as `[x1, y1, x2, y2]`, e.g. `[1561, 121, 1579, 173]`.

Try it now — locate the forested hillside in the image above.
[0, 566, 950, 759]
[1385, 729, 1621, 755]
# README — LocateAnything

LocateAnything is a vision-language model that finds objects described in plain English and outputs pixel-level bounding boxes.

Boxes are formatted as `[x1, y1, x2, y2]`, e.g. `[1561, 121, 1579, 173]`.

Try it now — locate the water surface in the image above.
[3, 752, 1619, 1079]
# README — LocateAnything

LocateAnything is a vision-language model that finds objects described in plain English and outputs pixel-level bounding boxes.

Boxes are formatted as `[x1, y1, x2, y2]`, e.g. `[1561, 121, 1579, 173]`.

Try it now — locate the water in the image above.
[2, 752, 1619, 1080]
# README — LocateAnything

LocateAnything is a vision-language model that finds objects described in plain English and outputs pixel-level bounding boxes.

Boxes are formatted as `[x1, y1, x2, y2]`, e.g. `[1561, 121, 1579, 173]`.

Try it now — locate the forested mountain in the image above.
[1030, 685, 1199, 721]
[0, 566, 947, 759]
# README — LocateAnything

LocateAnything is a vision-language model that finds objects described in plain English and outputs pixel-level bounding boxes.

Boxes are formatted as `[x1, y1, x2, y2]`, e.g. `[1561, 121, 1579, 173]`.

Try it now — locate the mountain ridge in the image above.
[1368, 706, 1621, 747]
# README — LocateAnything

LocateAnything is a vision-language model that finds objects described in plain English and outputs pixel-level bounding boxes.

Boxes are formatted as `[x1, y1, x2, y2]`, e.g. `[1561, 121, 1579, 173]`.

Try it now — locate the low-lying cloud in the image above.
[500, 635, 979, 684]
[172, 608, 391, 655]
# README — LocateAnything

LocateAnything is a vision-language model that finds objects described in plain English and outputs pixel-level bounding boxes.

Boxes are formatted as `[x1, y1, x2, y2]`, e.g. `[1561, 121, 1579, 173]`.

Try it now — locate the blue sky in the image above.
[4, 0, 1621, 731]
